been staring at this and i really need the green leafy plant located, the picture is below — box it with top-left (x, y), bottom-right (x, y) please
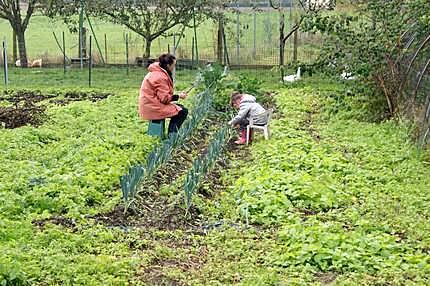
top-left (120, 65), bottom-right (228, 210)
top-left (302, 0), bottom-right (430, 119)
top-left (183, 127), bottom-right (231, 212)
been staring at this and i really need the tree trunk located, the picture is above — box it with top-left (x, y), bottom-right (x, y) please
top-left (217, 18), bottom-right (224, 64)
top-left (279, 12), bottom-right (285, 80)
top-left (15, 26), bottom-right (28, 68)
top-left (13, 30), bottom-right (17, 62)
top-left (293, 28), bottom-right (298, 63)
top-left (376, 74), bottom-right (394, 115)
top-left (144, 39), bottom-right (152, 59)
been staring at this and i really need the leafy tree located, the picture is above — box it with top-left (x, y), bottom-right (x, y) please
top-left (88, 0), bottom-right (226, 59)
top-left (303, 0), bottom-right (430, 116)
top-left (0, 0), bottom-right (38, 67)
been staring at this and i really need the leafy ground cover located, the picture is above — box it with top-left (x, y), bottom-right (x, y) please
top-left (0, 68), bottom-right (195, 284)
top-left (1, 68), bottom-right (429, 285)
top-left (193, 78), bottom-right (430, 285)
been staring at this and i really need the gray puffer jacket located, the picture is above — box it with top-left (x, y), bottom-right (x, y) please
top-left (228, 94), bottom-right (267, 126)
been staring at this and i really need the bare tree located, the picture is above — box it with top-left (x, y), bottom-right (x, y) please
top-left (0, 0), bottom-right (38, 67)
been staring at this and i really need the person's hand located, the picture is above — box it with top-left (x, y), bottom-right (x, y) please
top-left (179, 91), bottom-right (188, 99)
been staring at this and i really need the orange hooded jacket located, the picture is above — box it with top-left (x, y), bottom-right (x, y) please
top-left (138, 62), bottom-right (181, 120)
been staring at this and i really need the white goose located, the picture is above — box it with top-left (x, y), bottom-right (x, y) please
top-left (283, 67), bottom-right (301, 82)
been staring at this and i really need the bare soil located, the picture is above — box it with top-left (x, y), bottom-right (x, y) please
top-left (0, 90), bottom-right (111, 128)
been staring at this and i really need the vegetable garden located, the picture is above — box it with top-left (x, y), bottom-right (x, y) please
top-left (1, 64), bottom-right (429, 285)
top-left (1, 0), bottom-right (430, 285)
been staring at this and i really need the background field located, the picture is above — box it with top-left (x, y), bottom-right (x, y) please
top-left (0, 9), bottom-right (322, 66)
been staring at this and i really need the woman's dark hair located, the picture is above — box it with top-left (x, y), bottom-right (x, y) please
top-left (158, 53), bottom-right (176, 80)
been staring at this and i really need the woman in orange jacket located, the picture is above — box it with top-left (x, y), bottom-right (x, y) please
top-left (139, 54), bottom-right (188, 135)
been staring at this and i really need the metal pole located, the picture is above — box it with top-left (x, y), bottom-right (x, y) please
top-left (79, 0), bottom-right (84, 69)
top-left (222, 27), bottom-right (230, 67)
top-left (63, 31), bottom-right (66, 74)
top-left (191, 37), bottom-right (195, 68)
top-left (172, 34), bottom-right (176, 81)
top-left (104, 34), bottom-right (108, 64)
top-left (236, 0), bottom-right (240, 63)
top-left (192, 9), bottom-right (199, 65)
top-left (89, 35), bottom-right (92, 87)
top-left (253, 0), bottom-right (256, 60)
top-left (125, 33), bottom-right (129, 76)
top-left (85, 9), bottom-right (105, 65)
top-left (174, 27), bottom-right (185, 51)
top-left (293, 27), bottom-right (298, 63)
top-left (290, 0), bottom-right (293, 51)
top-left (2, 40), bottom-right (8, 88)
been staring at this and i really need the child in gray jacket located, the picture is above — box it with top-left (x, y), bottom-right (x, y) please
top-left (228, 91), bottom-right (267, 144)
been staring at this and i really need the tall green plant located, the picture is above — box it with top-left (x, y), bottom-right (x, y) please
top-left (303, 0), bottom-right (430, 116)
top-left (183, 127), bottom-right (231, 212)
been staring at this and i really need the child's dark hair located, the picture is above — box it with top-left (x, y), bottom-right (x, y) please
top-left (158, 53), bottom-right (176, 80)
top-left (230, 91), bottom-right (242, 106)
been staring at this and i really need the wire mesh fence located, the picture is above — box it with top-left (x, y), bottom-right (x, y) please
top-left (0, 1), bottom-right (323, 75)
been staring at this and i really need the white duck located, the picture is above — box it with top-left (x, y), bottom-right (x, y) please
top-left (283, 67), bottom-right (301, 82)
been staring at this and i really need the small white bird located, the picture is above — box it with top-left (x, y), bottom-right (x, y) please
top-left (283, 67), bottom-right (301, 82)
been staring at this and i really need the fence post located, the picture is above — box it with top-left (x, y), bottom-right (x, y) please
top-left (63, 31), bottom-right (66, 74)
top-left (2, 40), bottom-right (8, 88)
top-left (104, 34), bottom-right (108, 65)
top-left (126, 33), bottom-right (129, 76)
top-left (293, 27), bottom-right (298, 63)
top-left (253, 0), bottom-right (256, 60)
top-left (89, 35), bottom-right (92, 87)
top-left (292, 0), bottom-right (298, 63)
top-left (172, 34), bottom-right (176, 81)
top-left (217, 17), bottom-right (224, 64)
top-left (193, 9), bottom-right (199, 66)
top-left (236, 0), bottom-right (240, 63)
top-left (191, 37), bottom-right (195, 68)
top-left (222, 27), bottom-right (230, 67)
top-left (79, 0), bottom-right (84, 69)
